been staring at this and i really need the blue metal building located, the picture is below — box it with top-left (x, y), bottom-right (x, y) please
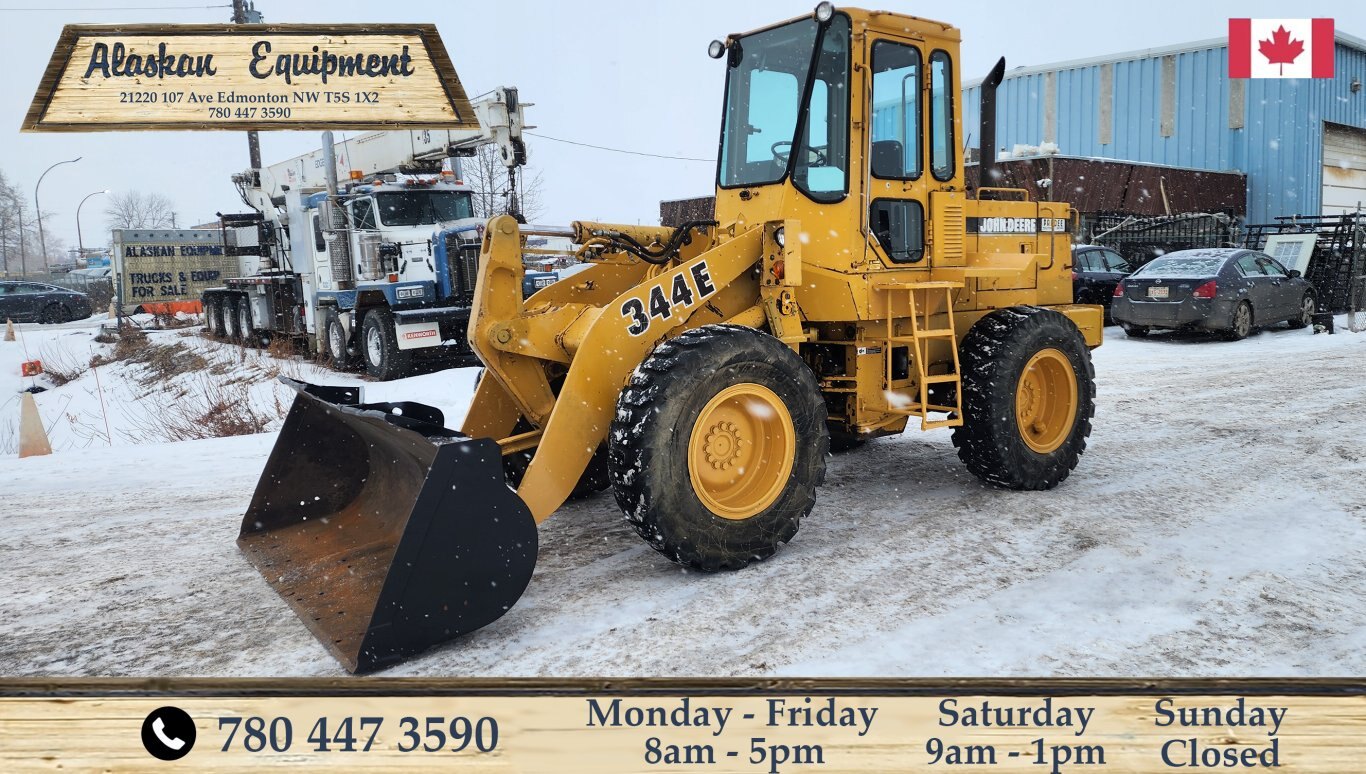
top-left (963, 32), bottom-right (1366, 223)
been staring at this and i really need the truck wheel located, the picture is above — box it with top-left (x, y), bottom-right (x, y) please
top-left (322, 309), bottom-right (356, 368)
top-left (225, 295), bottom-right (246, 341)
top-left (204, 296), bottom-right (223, 337)
top-left (608, 324), bottom-right (828, 572)
top-left (360, 308), bottom-right (412, 380)
top-left (235, 296), bottom-right (256, 345)
top-left (951, 307), bottom-right (1095, 490)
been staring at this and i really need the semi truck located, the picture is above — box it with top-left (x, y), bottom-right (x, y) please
top-left (202, 87), bottom-right (533, 379)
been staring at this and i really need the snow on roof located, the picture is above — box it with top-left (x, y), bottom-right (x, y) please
top-left (964, 30), bottom-right (1366, 88)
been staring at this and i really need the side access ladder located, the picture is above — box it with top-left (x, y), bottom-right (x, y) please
top-left (874, 281), bottom-right (964, 430)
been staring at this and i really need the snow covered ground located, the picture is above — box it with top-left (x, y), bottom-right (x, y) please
top-left (1, 316), bottom-right (1364, 677)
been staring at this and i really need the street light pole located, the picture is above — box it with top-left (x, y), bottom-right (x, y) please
top-left (35, 156), bottom-right (81, 275)
top-left (76, 189), bottom-right (109, 264)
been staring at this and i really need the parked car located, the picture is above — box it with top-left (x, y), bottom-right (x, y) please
top-left (1111, 248), bottom-right (1315, 340)
top-left (0, 281), bottom-right (94, 324)
top-left (1072, 245), bottom-right (1135, 318)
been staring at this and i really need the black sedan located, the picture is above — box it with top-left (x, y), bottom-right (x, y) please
top-left (0, 281), bottom-right (94, 324)
top-left (1072, 245), bottom-right (1135, 315)
top-left (1111, 248), bottom-right (1315, 340)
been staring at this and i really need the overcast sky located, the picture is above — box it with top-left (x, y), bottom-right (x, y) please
top-left (3, 0), bottom-right (1365, 252)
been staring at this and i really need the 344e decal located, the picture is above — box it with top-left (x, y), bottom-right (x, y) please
top-left (620, 261), bottom-right (717, 336)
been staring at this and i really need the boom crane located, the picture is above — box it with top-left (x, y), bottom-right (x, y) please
top-left (204, 87), bottom-right (532, 379)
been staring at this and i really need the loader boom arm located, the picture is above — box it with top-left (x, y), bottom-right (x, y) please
top-left (464, 216), bottom-right (766, 521)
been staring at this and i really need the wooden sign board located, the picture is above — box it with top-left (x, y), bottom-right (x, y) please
top-left (23, 24), bottom-right (479, 131)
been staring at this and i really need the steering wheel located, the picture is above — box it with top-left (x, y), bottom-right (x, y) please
top-left (771, 140), bottom-right (827, 167)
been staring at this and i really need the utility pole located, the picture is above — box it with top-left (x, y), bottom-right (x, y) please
top-left (232, 0), bottom-right (264, 170)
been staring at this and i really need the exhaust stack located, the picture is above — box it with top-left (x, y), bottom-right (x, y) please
top-left (978, 57), bottom-right (1006, 188)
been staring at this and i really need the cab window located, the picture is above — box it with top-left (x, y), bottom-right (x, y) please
top-left (869, 40), bottom-right (921, 179)
top-left (352, 198), bottom-right (378, 230)
top-left (929, 50), bottom-right (955, 181)
top-left (869, 199), bottom-right (924, 263)
top-left (793, 13), bottom-right (850, 202)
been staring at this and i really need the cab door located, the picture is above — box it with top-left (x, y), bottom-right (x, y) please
top-left (865, 37), bottom-right (928, 267)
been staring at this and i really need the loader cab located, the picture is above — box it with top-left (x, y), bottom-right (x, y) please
top-left (712, 4), bottom-right (964, 275)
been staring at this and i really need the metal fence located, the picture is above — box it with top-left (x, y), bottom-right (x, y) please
top-left (1242, 214), bottom-right (1365, 316)
top-left (1087, 212), bottom-right (1239, 268)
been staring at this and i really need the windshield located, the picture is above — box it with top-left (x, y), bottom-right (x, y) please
top-left (719, 20), bottom-right (817, 188)
top-left (1136, 255), bottom-right (1227, 277)
top-left (375, 191), bottom-right (474, 227)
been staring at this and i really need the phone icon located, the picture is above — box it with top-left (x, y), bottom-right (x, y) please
top-left (153, 717), bottom-right (186, 750)
top-left (141, 707), bottom-right (196, 760)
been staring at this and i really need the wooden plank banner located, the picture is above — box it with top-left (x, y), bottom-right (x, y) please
top-left (1, 679), bottom-right (1364, 772)
top-left (22, 24), bottom-right (479, 131)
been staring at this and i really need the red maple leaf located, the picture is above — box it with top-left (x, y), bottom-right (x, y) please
top-left (1259, 25), bottom-right (1304, 75)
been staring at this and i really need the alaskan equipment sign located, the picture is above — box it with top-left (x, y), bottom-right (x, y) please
top-left (112, 229), bottom-right (240, 313)
top-left (23, 25), bottom-right (478, 131)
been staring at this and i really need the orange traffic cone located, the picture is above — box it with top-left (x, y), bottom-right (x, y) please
top-left (3, 319), bottom-right (13, 342)
top-left (18, 392), bottom-right (52, 458)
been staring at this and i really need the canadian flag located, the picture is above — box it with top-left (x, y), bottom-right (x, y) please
top-left (1229, 18), bottom-right (1334, 78)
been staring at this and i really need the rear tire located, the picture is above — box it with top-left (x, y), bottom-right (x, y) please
top-left (360, 308), bottom-right (412, 380)
top-left (225, 295), bottom-right (246, 341)
top-left (1287, 294), bottom-right (1314, 329)
top-left (1224, 301), bottom-right (1252, 341)
top-left (1121, 323), bottom-right (1148, 338)
top-left (952, 307), bottom-right (1095, 490)
top-left (235, 296), bottom-right (256, 345)
top-left (609, 325), bottom-right (828, 571)
top-left (204, 296), bottom-right (224, 337)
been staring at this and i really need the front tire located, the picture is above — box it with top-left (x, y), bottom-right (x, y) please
top-left (322, 308), bottom-right (356, 368)
top-left (952, 307), bottom-right (1095, 490)
top-left (1287, 294), bottom-right (1314, 329)
top-left (360, 308), bottom-right (412, 380)
top-left (40, 303), bottom-right (70, 324)
top-left (608, 325), bottom-right (828, 571)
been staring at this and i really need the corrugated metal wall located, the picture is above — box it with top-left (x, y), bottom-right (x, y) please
top-left (963, 41), bottom-right (1366, 222)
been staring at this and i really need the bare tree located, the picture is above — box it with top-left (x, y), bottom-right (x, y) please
top-left (0, 169), bottom-right (39, 276)
top-left (104, 190), bottom-right (179, 230)
top-left (459, 144), bottom-right (545, 223)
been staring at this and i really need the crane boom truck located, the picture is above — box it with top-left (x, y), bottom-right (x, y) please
top-left (237, 4), bottom-right (1104, 674)
top-left (202, 87), bottom-right (531, 379)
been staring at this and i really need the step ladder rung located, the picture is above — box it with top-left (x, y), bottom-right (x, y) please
top-left (915, 328), bottom-right (955, 338)
top-left (922, 374), bottom-right (958, 384)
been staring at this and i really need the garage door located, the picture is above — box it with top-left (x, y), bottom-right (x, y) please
top-left (1322, 123), bottom-right (1366, 216)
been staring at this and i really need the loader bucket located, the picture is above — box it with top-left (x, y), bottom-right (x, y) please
top-left (238, 379), bottom-right (537, 673)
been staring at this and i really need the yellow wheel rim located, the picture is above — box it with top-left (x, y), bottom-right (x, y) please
top-left (687, 383), bottom-right (796, 520)
top-left (1014, 348), bottom-right (1079, 454)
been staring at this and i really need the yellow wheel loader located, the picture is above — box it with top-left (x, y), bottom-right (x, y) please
top-left (239, 3), bottom-right (1103, 673)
